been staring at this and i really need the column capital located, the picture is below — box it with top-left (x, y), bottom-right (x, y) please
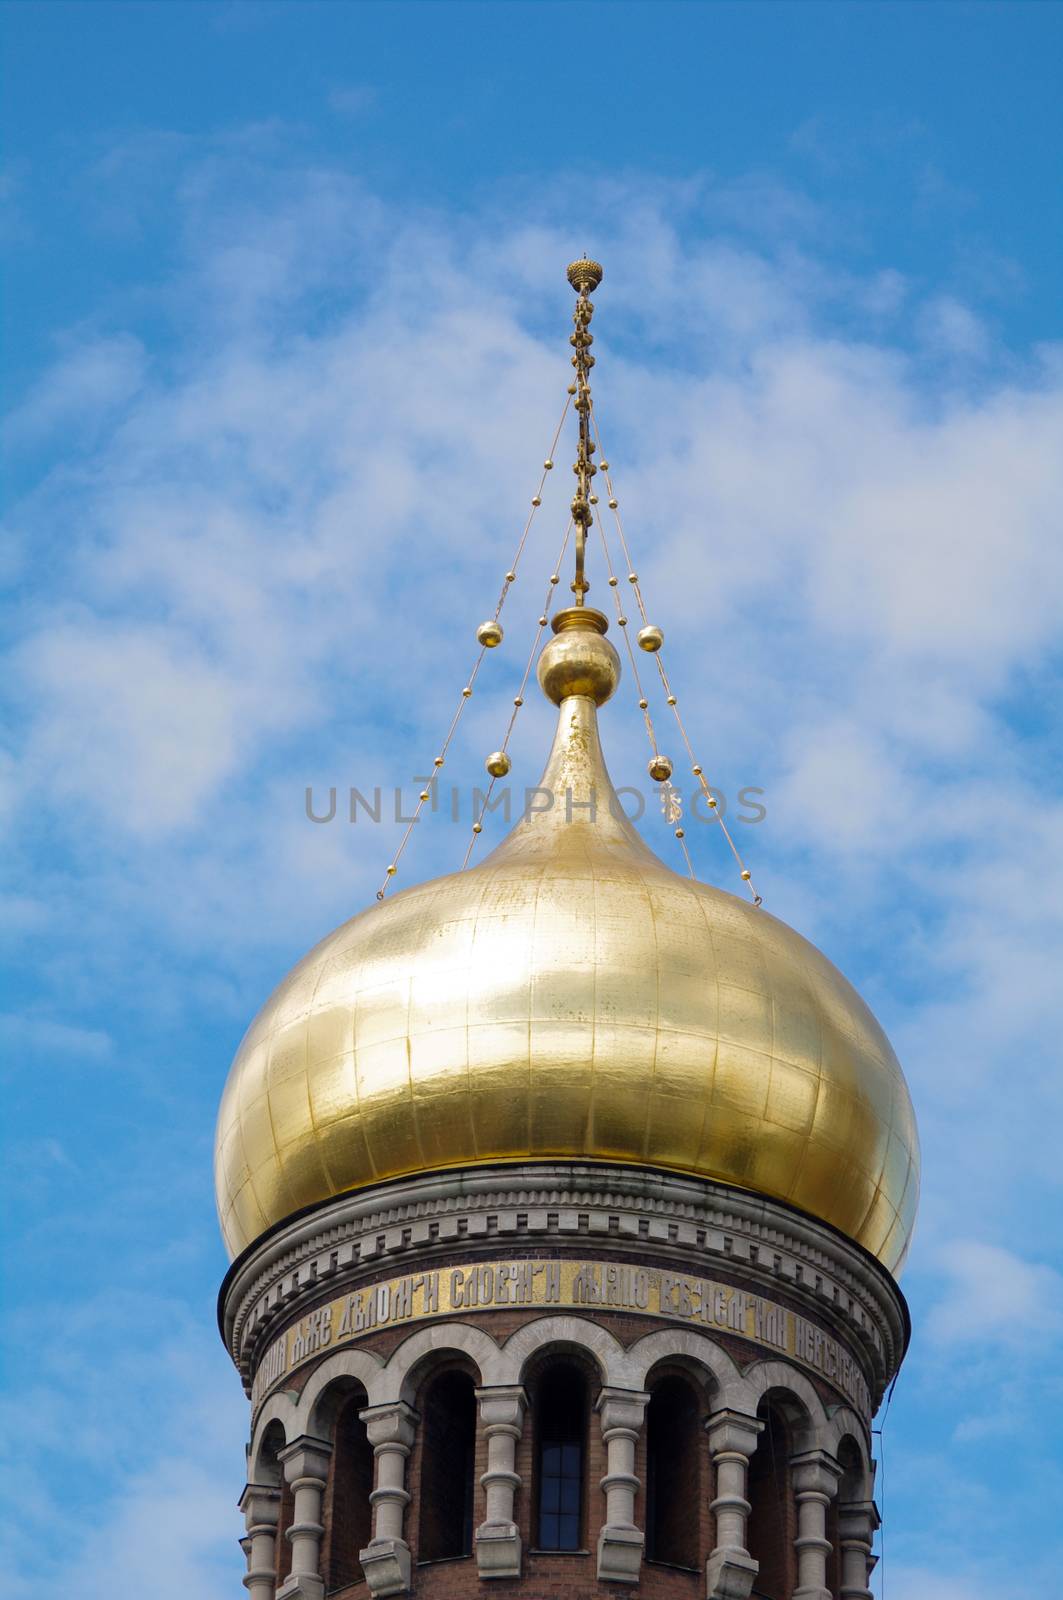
top-left (359, 1401), bottom-right (418, 1452)
top-left (475, 1384), bottom-right (528, 1431)
top-left (791, 1448), bottom-right (844, 1499)
top-left (837, 1498), bottom-right (879, 1600)
top-left (595, 1385), bottom-right (650, 1435)
top-left (239, 1482), bottom-right (282, 1526)
top-left (278, 1436), bottom-right (332, 1485)
top-left (838, 1497), bottom-right (880, 1533)
top-left (241, 1481), bottom-right (282, 1599)
top-left (705, 1407), bottom-right (763, 1458)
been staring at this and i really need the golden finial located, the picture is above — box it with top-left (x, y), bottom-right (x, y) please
top-left (566, 258), bottom-right (603, 605)
top-left (567, 256), bottom-right (604, 293)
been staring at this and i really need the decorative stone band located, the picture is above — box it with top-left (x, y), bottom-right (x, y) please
top-left (250, 1255), bottom-right (872, 1422)
top-left (221, 1166), bottom-right (908, 1405)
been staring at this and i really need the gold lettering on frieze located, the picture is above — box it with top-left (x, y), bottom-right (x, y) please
top-left (250, 1257), bottom-right (872, 1421)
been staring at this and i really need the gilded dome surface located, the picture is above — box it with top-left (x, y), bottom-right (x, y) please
top-left (214, 619), bottom-right (919, 1272)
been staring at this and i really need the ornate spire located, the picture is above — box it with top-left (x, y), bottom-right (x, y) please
top-left (566, 257), bottom-right (603, 605)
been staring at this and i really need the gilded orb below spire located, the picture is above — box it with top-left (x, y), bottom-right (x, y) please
top-left (537, 607), bottom-right (620, 706)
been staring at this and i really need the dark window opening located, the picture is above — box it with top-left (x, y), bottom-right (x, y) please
top-left (257, 1424), bottom-right (291, 1588)
top-left (746, 1405), bottom-right (793, 1600)
top-left (418, 1370), bottom-right (477, 1561)
top-left (828, 1437), bottom-right (865, 1599)
top-left (646, 1375), bottom-right (700, 1568)
top-left (325, 1393), bottom-right (374, 1589)
top-left (536, 1364), bottom-right (586, 1551)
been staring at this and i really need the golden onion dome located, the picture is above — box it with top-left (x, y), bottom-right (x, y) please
top-left (214, 608), bottom-right (919, 1274)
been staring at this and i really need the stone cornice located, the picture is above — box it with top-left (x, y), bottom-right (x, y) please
top-left (220, 1164), bottom-right (907, 1406)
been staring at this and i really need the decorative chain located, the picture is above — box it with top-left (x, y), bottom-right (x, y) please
top-left (373, 390), bottom-right (572, 901)
top-left (591, 403), bottom-right (763, 907)
top-left (461, 520), bottom-right (575, 870)
top-left (594, 506), bottom-right (695, 877)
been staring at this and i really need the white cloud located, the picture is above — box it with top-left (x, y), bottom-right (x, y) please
top-left (4, 334), bottom-right (146, 446)
top-left (0, 1013), bottom-right (112, 1060)
top-left (0, 1291), bottom-right (247, 1596)
top-left (925, 1241), bottom-right (1063, 1349)
top-left (16, 619), bottom-right (278, 835)
top-left (917, 294), bottom-right (991, 361)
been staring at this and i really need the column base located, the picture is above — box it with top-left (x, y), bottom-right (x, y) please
top-left (359, 1537), bottom-right (412, 1598)
top-left (706, 1547), bottom-right (759, 1600)
top-left (277, 1576), bottom-right (325, 1600)
top-left (795, 1589), bottom-right (833, 1600)
top-left (476, 1520), bottom-right (522, 1578)
top-left (243, 1570), bottom-right (278, 1597)
top-left (597, 1524), bottom-right (644, 1584)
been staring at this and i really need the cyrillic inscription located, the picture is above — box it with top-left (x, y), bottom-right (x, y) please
top-left (251, 1256), bottom-right (871, 1420)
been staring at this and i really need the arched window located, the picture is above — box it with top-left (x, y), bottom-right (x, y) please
top-left (324, 1390), bottom-right (374, 1589)
top-left (418, 1370), bottom-right (477, 1561)
top-left (828, 1437), bottom-right (866, 1598)
top-left (254, 1422), bottom-right (293, 1588)
top-left (746, 1404), bottom-right (794, 1600)
top-left (646, 1374), bottom-right (700, 1567)
top-left (535, 1363), bottom-right (586, 1552)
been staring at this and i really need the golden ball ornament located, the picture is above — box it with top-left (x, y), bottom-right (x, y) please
top-left (638, 624), bottom-right (664, 653)
top-left (476, 619), bottom-right (504, 649)
top-left (536, 608), bottom-right (620, 707)
top-left (485, 750), bottom-right (511, 778)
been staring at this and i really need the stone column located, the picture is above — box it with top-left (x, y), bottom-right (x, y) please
top-left (358, 1401), bottom-right (418, 1598)
top-left (837, 1498), bottom-right (879, 1600)
top-left (277, 1437), bottom-right (333, 1600)
top-left (475, 1385), bottom-right (527, 1579)
top-left (239, 1482), bottom-right (282, 1600)
top-left (595, 1387), bottom-right (650, 1584)
top-left (705, 1409), bottom-right (762, 1600)
top-left (791, 1449), bottom-right (843, 1600)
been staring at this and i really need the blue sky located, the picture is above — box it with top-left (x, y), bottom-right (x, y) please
top-left (2, 2), bottom-right (1062, 1595)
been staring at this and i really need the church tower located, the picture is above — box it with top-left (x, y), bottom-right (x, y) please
top-left (215, 262), bottom-right (918, 1600)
